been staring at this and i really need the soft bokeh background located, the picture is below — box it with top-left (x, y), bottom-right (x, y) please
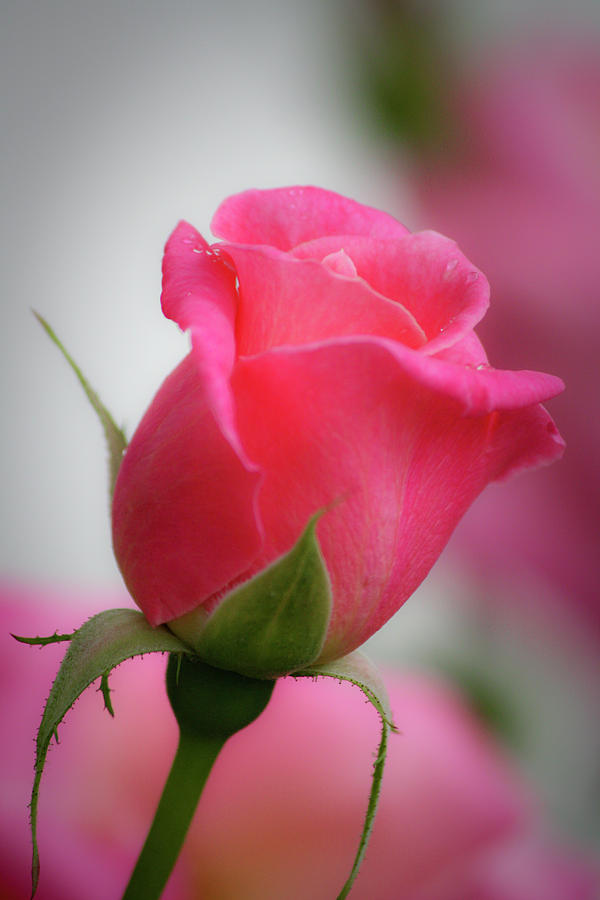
top-left (2, 0), bottom-right (599, 895)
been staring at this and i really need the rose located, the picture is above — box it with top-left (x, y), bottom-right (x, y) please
top-left (4, 583), bottom-right (597, 899)
top-left (112, 186), bottom-right (564, 670)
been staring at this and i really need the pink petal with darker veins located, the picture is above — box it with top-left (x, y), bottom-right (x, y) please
top-left (231, 337), bottom-right (564, 660)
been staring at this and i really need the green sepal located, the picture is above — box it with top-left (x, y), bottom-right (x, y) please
top-left (170, 513), bottom-right (332, 679)
top-left (299, 650), bottom-right (397, 731)
top-left (296, 651), bottom-right (398, 900)
top-left (34, 311), bottom-right (127, 498)
top-left (26, 608), bottom-right (189, 897)
top-left (11, 631), bottom-right (74, 646)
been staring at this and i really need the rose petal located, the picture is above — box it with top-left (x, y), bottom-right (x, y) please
top-left (292, 231), bottom-right (490, 351)
top-left (322, 248), bottom-right (358, 277)
top-left (161, 221), bottom-right (237, 342)
top-left (428, 333), bottom-right (565, 477)
top-left (221, 243), bottom-right (426, 355)
top-left (112, 354), bottom-right (263, 626)
top-left (409, 334), bottom-right (565, 415)
top-left (161, 221), bottom-right (246, 456)
top-left (231, 338), bottom-right (564, 659)
top-left (211, 186), bottom-right (410, 250)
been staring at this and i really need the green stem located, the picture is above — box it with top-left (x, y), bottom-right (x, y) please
top-left (121, 653), bottom-right (275, 900)
top-left (122, 729), bottom-right (224, 900)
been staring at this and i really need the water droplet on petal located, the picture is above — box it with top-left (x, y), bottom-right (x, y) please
top-left (443, 259), bottom-right (458, 279)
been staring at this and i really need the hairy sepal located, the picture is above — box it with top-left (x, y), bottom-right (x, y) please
top-left (23, 608), bottom-right (189, 897)
top-left (297, 651), bottom-right (398, 900)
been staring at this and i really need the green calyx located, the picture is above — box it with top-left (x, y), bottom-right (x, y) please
top-left (122, 654), bottom-right (275, 900)
top-left (166, 653), bottom-right (275, 740)
top-left (17, 609), bottom-right (191, 897)
top-left (169, 513), bottom-right (333, 679)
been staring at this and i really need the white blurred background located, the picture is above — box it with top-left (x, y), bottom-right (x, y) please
top-left (3, 0), bottom-right (396, 588)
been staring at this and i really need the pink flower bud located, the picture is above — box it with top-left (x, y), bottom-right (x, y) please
top-left (112, 187), bottom-right (564, 668)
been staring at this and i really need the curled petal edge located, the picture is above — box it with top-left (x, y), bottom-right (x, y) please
top-left (242, 333), bottom-right (565, 418)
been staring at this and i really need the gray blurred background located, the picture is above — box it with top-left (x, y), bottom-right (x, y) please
top-left (1, 0), bottom-right (597, 588)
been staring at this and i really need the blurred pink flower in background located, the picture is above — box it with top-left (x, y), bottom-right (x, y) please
top-left (3, 582), bottom-right (597, 899)
top-left (415, 36), bottom-right (600, 636)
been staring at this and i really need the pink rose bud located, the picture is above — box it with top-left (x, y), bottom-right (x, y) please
top-left (112, 187), bottom-right (564, 674)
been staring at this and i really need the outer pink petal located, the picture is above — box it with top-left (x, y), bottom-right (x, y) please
top-left (393, 331), bottom-right (565, 417)
top-left (112, 354), bottom-right (263, 626)
top-left (292, 231), bottom-right (490, 352)
top-left (161, 220), bottom-right (247, 457)
top-left (221, 243), bottom-right (426, 355)
top-left (161, 220), bottom-right (237, 342)
top-left (231, 338), bottom-right (564, 660)
top-left (210, 186), bottom-right (410, 250)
